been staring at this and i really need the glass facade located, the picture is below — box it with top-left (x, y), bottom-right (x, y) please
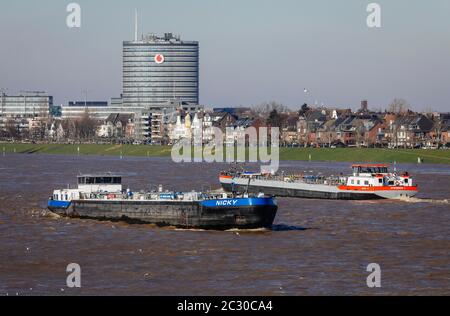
top-left (122, 34), bottom-right (199, 109)
top-left (0, 94), bottom-right (53, 118)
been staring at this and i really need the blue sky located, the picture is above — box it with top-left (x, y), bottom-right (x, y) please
top-left (0, 0), bottom-right (449, 111)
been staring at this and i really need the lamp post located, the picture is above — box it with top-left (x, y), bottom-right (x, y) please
top-left (81, 90), bottom-right (90, 109)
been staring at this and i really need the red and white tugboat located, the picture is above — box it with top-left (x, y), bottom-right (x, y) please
top-left (219, 164), bottom-right (418, 200)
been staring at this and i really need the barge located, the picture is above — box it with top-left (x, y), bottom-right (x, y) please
top-left (47, 174), bottom-right (278, 230)
top-left (220, 164), bottom-right (418, 200)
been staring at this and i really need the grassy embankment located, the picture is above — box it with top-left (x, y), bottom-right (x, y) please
top-left (1, 143), bottom-right (450, 164)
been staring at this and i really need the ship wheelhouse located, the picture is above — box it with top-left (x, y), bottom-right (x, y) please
top-left (50, 174), bottom-right (123, 202)
top-left (352, 164), bottom-right (389, 176)
top-left (77, 173), bottom-right (123, 194)
top-left (346, 164), bottom-right (414, 188)
top-left (77, 175), bottom-right (122, 185)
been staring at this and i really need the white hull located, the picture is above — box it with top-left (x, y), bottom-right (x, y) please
top-left (220, 177), bottom-right (418, 200)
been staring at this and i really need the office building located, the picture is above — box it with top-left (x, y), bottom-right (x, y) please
top-left (123, 32), bottom-right (199, 109)
top-left (0, 92), bottom-right (53, 131)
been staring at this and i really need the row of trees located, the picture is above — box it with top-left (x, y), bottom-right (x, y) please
top-left (248, 98), bottom-right (414, 128)
top-left (1, 111), bottom-right (99, 141)
top-left (60, 112), bottom-right (99, 140)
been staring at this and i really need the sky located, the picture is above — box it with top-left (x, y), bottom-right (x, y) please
top-left (0, 0), bottom-right (449, 111)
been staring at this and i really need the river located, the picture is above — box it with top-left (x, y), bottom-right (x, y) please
top-left (0, 154), bottom-right (449, 295)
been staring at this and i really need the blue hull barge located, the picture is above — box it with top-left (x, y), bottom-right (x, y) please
top-left (47, 174), bottom-right (278, 230)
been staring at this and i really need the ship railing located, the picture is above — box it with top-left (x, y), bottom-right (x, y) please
top-left (63, 184), bottom-right (78, 190)
top-left (80, 192), bottom-right (127, 200)
top-left (249, 174), bottom-right (345, 186)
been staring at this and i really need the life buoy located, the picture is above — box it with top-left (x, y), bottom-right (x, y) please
top-left (107, 194), bottom-right (115, 199)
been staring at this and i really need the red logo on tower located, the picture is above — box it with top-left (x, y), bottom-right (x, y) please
top-left (154, 54), bottom-right (165, 64)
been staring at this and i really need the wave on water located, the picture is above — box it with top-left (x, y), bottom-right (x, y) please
top-left (41, 210), bottom-right (62, 219)
top-left (173, 227), bottom-right (208, 232)
top-left (174, 227), bottom-right (270, 233)
top-left (226, 227), bottom-right (269, 233)
top-left (271, 224), bottom-right (309, 231)
top-left (394, 196), bottom-right (449, 204)
top-left (348, 197), bottom-right (449, 205)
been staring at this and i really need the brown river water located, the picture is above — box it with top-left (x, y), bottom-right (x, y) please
top-left (0, 154), bottom-right (449, 295)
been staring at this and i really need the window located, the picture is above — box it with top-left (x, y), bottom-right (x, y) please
top-left (102, 177), bottom-right (112, 184)
top-left (364, 181), bottom-right (369, 185)
top-left (357, 180), bottom-right (360, 185)
top-left (379, 179), bottom-right (383, 184)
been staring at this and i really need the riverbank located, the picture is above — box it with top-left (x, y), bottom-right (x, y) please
top-left (1, 143), bottom-right (450, 164)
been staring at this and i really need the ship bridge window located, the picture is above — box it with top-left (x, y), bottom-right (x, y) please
top-left (82, 177), bottom-right (121, 184)
top-left (354, 166), bottom-right (388, 174)
top-left (98, 177), bottom-right (113, 184)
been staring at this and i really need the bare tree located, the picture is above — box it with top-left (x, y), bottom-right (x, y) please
top-left (423, 106), bottom-right (435, 116)
top-left (251, 101), bottom-right (288, 120)
top-left (75, 110), bottom-right (99, 141)
top-left (30, 108), bottom-right (51, 141)
top-left (388, 98), bottom-right (410, 114)
top-left (60, 119), bottom-right (75, 140)
top-left (6, 119), bottom-right (20, 139)
top-left (354, 124), bottom-right (366, 148)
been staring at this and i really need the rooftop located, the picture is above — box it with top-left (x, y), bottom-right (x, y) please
top-left (351, 164), bottom-right (389, 168)
top-left (68, 101), bottom-right (108, 107)
top-left (77, 173), bottom-right (122, 178)
top-left (124, 33), bottom-right (198, 45)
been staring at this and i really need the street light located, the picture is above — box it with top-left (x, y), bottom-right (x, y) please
top-left (81, 90), bottom-right (91, 108)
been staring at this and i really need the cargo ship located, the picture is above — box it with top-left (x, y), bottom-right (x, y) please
top-left (47, 174), bottom-right (278, 230)
top-left (220, 164), bottom-right (418, 200)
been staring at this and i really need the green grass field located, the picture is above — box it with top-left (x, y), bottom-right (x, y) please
top-left (279, 147), bottom-right (450, 164)
top-left (1, 143), bottom-right (450, 164)
top-left (0, 143), bottom-right (173, 157)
